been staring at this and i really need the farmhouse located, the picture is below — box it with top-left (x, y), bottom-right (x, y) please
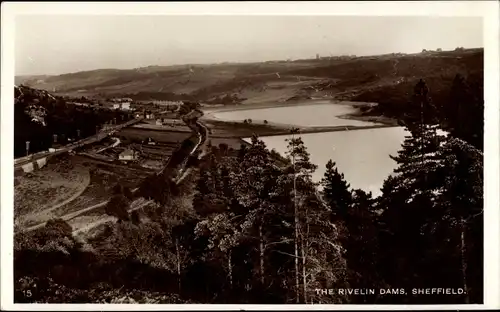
top-left (144, 137), bottom-right (157, 145)
top-left (111, 97), bottom-right (133, 103)
top-left (141, 159), bottom-right (163, 170)
top-left (118, 149), bottom-right (138, 161)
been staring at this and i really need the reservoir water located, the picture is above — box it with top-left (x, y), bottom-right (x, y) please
top-left (214, 102), bottom-right (409, 197)
top-left (212, 102), bottom-right (379, 128)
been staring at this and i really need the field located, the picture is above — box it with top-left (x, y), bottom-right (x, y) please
top-left (57, 157), bottom-right (153, 207)
top-left (206, 137), bottom-right (248, 150)
top-left (18, 159), bottom-right (151, 229)
top-left (14, 156), bottom-right (90, 227)
top-left (131, 120), bottom-right (192, 133)
top-left (117, 127), bottom-right (192, 144)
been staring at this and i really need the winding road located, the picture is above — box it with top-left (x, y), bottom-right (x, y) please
top-left (175, 119), bottom-right (208, 183)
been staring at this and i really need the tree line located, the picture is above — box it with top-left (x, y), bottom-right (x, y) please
top-left (14, 86), bottom-right (133, 158)
top-left (353, 71), bottom-right (483, 150)
top-left (14, 78), bottom-right (483, 304)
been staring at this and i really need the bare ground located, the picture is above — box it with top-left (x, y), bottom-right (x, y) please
top-left (14, 158), bottom-right (90, 225)
top-left (50, 161), bottom-right (152, 218)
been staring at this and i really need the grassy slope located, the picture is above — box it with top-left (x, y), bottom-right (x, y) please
top-left (16, 49), bottom-right (483, 107)
top-left (14, 156), bottom-right (90, 219)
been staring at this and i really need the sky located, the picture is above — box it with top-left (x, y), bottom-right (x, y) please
top-left (15, 15), bottom-right (483, 76)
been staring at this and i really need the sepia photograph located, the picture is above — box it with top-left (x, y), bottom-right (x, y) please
top-left (1, 1), bottom-right (499, 309)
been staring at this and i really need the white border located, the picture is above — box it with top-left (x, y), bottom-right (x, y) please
top-left (1, 1), bottom-right (499, 310)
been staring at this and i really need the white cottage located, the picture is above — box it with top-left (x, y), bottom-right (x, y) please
top-left (145, 137), bottom-right (156, 145)
top-left (119, 149), bottom-right (138, 161)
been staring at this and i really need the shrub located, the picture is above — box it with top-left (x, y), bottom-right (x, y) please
top-left (122, 186), bottom-right (133, 200)
top-left (112, 183), bottom-right (123, 195)
top-left (218, 143), bottom-right (229, 155)
top-left (105, 195), bottom-right (130, 221)
top-left (45, 218), bottom-right (73, 238)
top-left (131, 210), bottom-right (141, 225)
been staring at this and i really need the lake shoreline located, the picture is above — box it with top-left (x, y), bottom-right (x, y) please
top-left (202, 98), bottom-right (375, 114)
top-left (201, 100), bottom-right (399, 139)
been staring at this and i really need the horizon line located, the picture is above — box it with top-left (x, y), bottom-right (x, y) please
top-left (15, 46), bottom-right (484, 77)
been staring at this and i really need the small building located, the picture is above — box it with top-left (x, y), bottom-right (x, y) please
top-left (141, 159), bottom-right (163, 170)
top-left (121, 102), bottom-right (131, 110)
top-left (155, 119), bottom-right (163, 126)
top-left (119, 149), bottom-right (138, 161)
top-left (144, 137), bottom-right (156, 145)
top-left (113, 103), bottom-right (120, 109)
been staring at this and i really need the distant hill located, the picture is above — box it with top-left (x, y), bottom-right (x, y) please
top-left (16, 48), bottom-right (483, 105)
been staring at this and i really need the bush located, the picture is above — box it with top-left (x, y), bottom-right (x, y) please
top-left (112, 183), bottom-right (123, 195)
top-left (15, 218), bottom-right (76, 253)
top-left (186, 155), bottom-right (199, 168)
top-left (45, 218), bottom-right (73, 238)
top-left (105, 195), bottom-right (130, 221)
top-left (122, 186), bottom-right (133, 200)
top-left (131, 211), bottom-right (141, 225)
top-left (218, 143), bottom-right (229, 155)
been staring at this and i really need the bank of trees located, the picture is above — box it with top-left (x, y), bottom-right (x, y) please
top-left (14, 77), bottom-right (483, 304)
top-left (352, 71), bottom-right (483, 151)
top-left (14, 86), bottom-right (133, 157)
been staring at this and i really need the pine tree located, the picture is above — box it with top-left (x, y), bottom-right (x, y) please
top-left (377, 79), bottom-right (484, 303)
top-left (345, 189), bottom-right (383, 302)
top-left (377, 79), bottom-right (447, 298)
top-left (194, 211), bottom-right (242, 295)
top-left (385, 79), bottom-right (446, 203)
top-left (321, 160), bottom-right (352, 220)
top-left (229, 135), bottom-right (283, 292)
top-left (193, 145), bottom-right (246, 298)
top-left (321, 160), bottom-right (383, 303)
top-left (276, 130), bottom-right (347, 304)
top-left (193, 152), bottom-right (228, 217)
top-left (284, 129), bottom-right (316, 303)
top-left (443, 74), bottom-right (483, 150)
top-left (424, 137), bottom-right (483, 303)
top-left (298, 191), bottom-right (348, 304)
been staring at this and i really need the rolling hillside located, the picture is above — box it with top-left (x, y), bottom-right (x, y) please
top-left (16, 48), bottom-right (483, 106)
